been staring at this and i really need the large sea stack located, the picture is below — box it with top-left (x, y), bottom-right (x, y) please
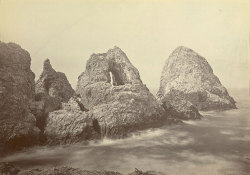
top-left (75, 47), bottom-right (171, 137)
top-left (45, 46), bottom-right (175, 144)
top-left (157, 46), bottom-right (236, 114)
top-left (0, 41), bottom-right (40, 152)
top-left (31, 59), bottom-right (74, 133)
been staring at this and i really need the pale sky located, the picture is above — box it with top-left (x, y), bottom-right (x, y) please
top-left (0, 0), bottom-right (249, 91)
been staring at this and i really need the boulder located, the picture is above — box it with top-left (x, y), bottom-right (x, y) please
top-left (31, 59), bottom-right (74, 132)
top-left (0, 41), bottom-right (40, 152)
top-left (161, 93), bottom-right (202, 120)
top-left (157, 46), bottom-right (236, 114)
top-left (44, 97), bottom-right (100, 144)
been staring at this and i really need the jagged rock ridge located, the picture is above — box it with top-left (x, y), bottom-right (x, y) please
top-left (31, 59), bottom-right (74, 133)
top-left (0, 41), bottom-right (40, 152)
top-left (157, 46), bottom-right (236, 113)
top-left (35, 59), bottom-right (74, 102)
top-left (45, 46), bottom-right (177, 144)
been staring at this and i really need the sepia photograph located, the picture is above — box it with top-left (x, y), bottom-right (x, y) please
top-left (0, 0), bottom-right (249, 174)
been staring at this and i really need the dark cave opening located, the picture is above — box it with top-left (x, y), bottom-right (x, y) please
top-left (109, 69), bottom-right (125, 86)
top-left (44, 79), bottom-right (51, 93)
top-left (92, 119), bottom-right (101, 134)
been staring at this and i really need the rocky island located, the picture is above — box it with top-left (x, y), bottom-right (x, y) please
top-left (157, 46), bottom-right (236, 118)
top-left (45, 46), bottom-right (178, 144)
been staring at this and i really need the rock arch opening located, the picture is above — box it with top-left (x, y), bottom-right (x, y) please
top-left (108, 68), bottom-right (125, 86)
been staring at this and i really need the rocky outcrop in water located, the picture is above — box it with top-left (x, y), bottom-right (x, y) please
top-left (31, 59), bottom-right (74, 133)
top-left (44, 97), bottom-right (101, 144)
top-left (76, 47), bottom-right (175, 137)
top-left (0, 41), bottom-right (40, 152)
top-left (161, 95), bottom-right (202, 120)
top-left (157, 46), bottom-right (236, 114)
top-left (45, 46), bottom-right (177, 143)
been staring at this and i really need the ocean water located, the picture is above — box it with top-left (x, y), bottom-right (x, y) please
top-left (1, 89), bottom-right (250, 175)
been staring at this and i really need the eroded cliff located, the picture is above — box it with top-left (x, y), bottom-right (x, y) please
top-left (0, 41), bottom-right (40, 152)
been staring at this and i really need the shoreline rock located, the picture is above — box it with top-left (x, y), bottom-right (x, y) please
top-left (157, 46), bottom-right (236, 120)
top-left (44, 97), bottom-right (101, 145)
top-left (75, 46), bottom-right (178, 138)
top-left (0, 41), bottom-right (40, 153)
top-left (16, 166), bottom-right (163, 175)
top-left (161, 95), bottom-right (202, 120)
top-left (31, 59), bottom-right (74, 140)
top-left (44, 46), bottom-right (179, 143)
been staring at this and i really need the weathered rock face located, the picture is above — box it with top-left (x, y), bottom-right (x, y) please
top-left (44, 97), bottom-right (101, 144)
top-left (160, 92), bottom-right (202, 120)
top-left (75, 47), bottom-right (171, 137)
top-left (157, 46), bottom-right (236, 113)
top-left (0, 41), bottom-right (40, 152)
top-left (35, 59), bottom-right (74, 102)
top-left (45, 46), bottom-right (174, 143)
top-left (31, 59), bottom-right (74, 132)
